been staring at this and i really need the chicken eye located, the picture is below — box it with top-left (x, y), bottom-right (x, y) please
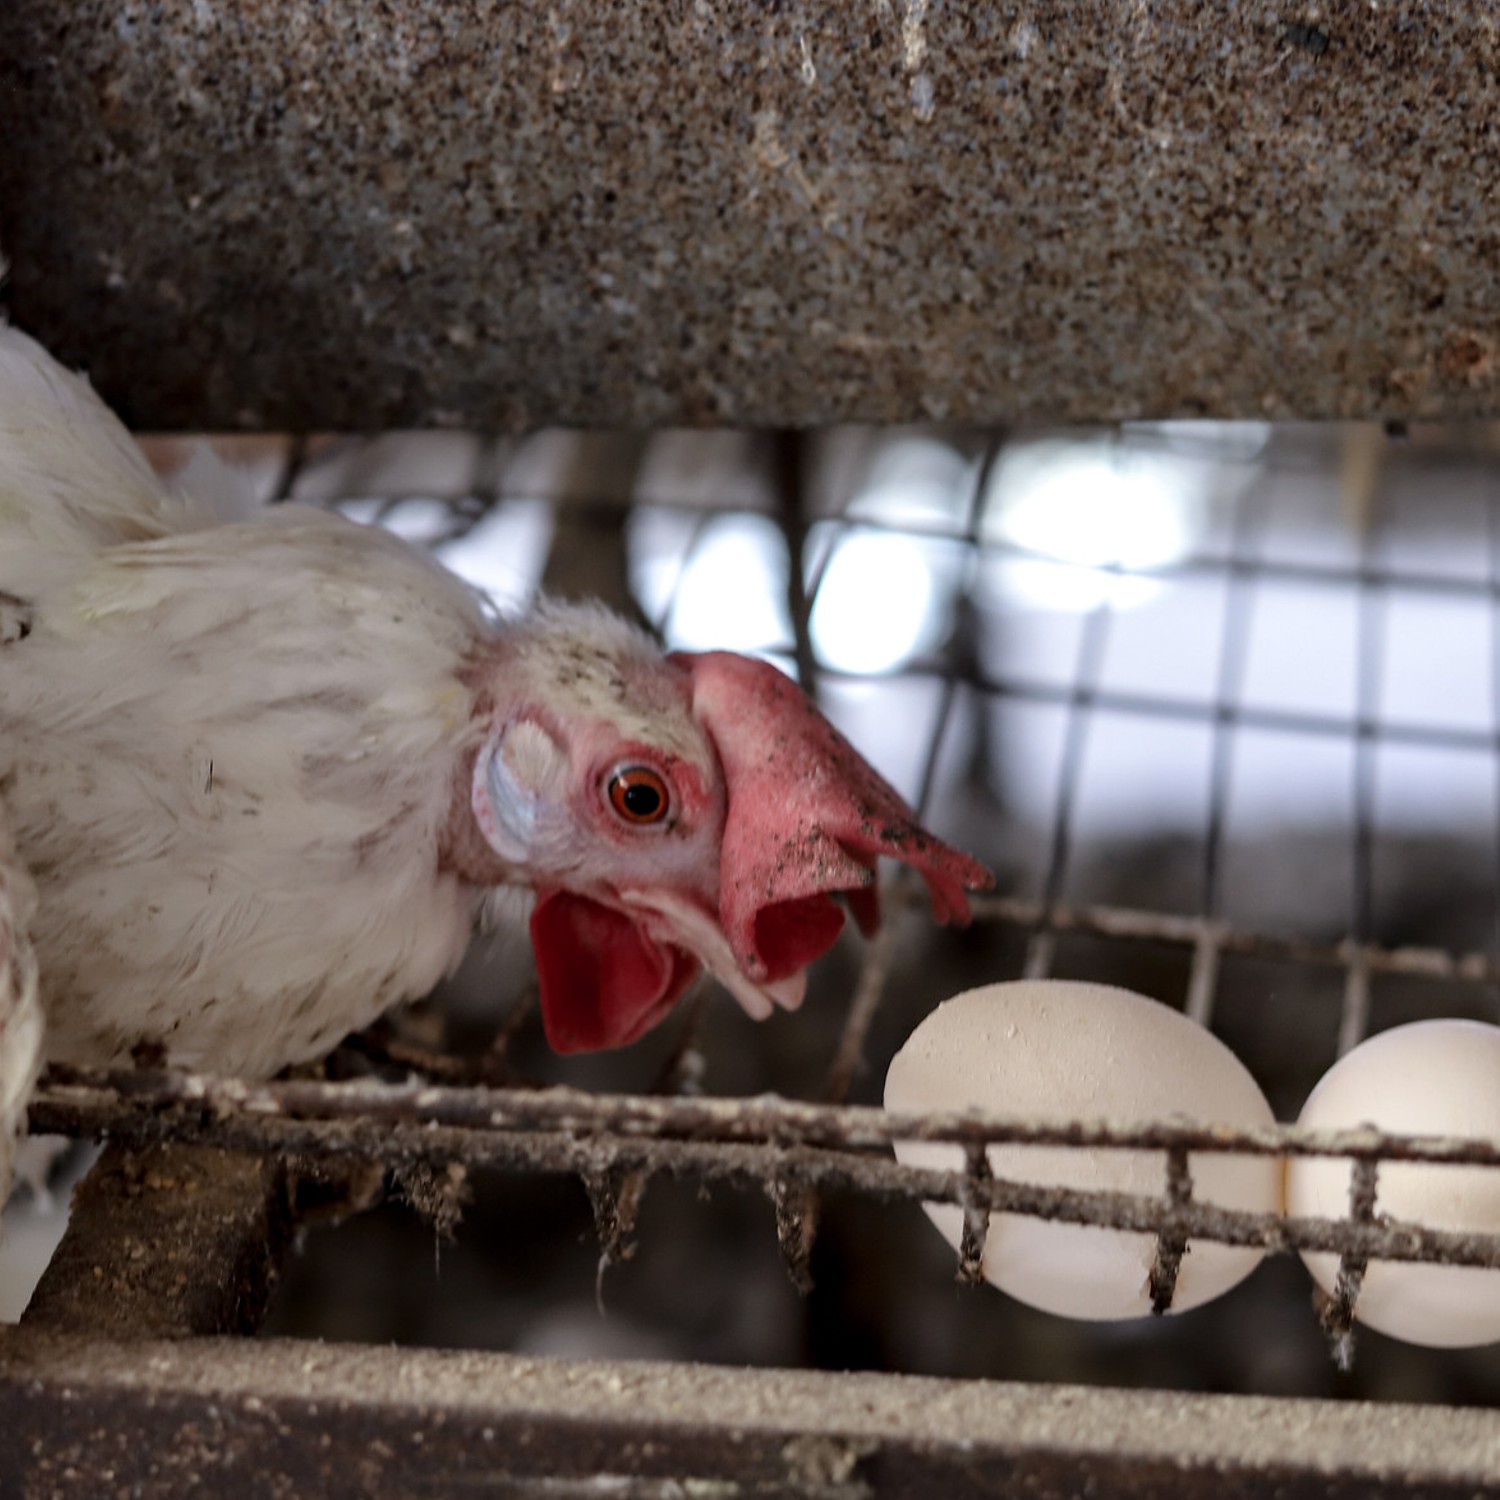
top-left (607, 766), bottom-right (670, 826)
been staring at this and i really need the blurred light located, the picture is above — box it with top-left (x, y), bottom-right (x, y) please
top-left (628, 507), bottom-right (699, 626)
top-left (1122, 420), bottom-right (1272, 464)
top-left (849, 437), bottom-right (975, 527)
top-left (663, 515), bottom-right (792, 653)
top-left (434, 498), bottom-right (555, 616)
top-left (982, 441), bottom-right (1199, 613)
top-left (810, 530), bottom-right (944, 674)
top-left (983, 555), bottom-right (1163, 613)
top-left (374, 497), bottom-right (460, 544)
top-left (803, 436), bottom-right (972, 675)
top-left (334, 498), bottom-right (384, 526)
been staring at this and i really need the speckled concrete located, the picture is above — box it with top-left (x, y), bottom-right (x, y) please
top-left (1, 3), bottom-right (1498, 429)
top-left (7, 1328), bottom-right (1500, 1495)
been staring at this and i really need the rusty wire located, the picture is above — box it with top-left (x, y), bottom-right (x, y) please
top-left (27, 1060), bottom-right (1500, 1272)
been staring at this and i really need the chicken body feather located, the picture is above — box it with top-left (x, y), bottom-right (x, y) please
top-left (0, 509), bottom-right (490, 1074)
top-left (0, 323), bottom-right (234, 582)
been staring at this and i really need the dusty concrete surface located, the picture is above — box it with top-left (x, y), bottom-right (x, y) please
top-left (0, 3), bottom-right (1497, 429)
top-left (4, 1328), bottom-right (1500, 1498)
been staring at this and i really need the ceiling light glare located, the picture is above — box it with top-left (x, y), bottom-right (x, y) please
top-left (981, 441), bottom-right (1200, 613)
top-left (665, 515), bottom-right (792, 652)
top-left (810, 529), bottom-right (944, 675)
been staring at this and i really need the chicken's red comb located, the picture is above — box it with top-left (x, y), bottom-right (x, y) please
top-left (676, 652), bottom-right (994, 983)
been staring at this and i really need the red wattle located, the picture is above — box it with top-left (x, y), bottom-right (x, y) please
top-left (530, 889), bottom-right (700, 1053)
top-left (752, 894), bottom-right (847, 982)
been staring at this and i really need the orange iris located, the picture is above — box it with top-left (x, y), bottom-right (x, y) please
top-left (608, 767), bottom-right (670, 825)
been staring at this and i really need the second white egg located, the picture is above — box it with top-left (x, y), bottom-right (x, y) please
top-left (1286, 1018), bottom-right (1500, 1348)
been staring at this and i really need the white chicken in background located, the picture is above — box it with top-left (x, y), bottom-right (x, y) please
top-left (0, 819), bottom-right (42, 1211)
top-left (0, 311), bottom-right (992, 1200)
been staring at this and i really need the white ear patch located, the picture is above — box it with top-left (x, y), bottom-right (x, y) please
top-left (473, 718), bottom-right (567, 864)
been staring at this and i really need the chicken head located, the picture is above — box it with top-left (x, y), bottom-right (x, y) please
top-left (464, 604), bottom-right (993, 1052)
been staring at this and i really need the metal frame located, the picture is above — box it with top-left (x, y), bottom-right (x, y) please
top-left (8, 1328), bottom-right (1500, 1500)
top-left (6, 3), bottom-right (1500, 428)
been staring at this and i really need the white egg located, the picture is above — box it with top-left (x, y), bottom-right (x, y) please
top-left (1286, 1019), bottom-right (1500, 1348)
top-left (884, 980), bottom-right (1281, 1320)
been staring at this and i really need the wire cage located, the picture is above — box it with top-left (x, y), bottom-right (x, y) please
top-left (10, 421), bottom-right (1500, 1496)
top-left (8, 2), bottom-right (1500, 1494)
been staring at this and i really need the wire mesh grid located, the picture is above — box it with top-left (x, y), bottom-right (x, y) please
top-left (19, 419), bottom-right (1500, 1394)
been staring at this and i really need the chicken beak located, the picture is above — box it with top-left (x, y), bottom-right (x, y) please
top-left (617, 887), bottom-right (808, 1020)
top-left (529, 884), bottom-right (806, 1053)
top-left (525, 650), bottom-right (992, 1053)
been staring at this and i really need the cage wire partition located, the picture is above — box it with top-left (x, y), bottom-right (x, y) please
top-left (9, 422), bottom-right (1500, 1494)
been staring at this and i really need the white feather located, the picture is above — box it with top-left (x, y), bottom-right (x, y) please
top-left (0, 315), bottom-right (734, 1087)
top-left (0, 810), bottom-right (42, 1209)
top-left (0, 325), bottom-right (182, 585)
top-left (0, 506), bottom-right (494, 1073)
top-left (0, 312), bottom-right (503, 1073)
top-left (171, 441), bottom-right (261, 526)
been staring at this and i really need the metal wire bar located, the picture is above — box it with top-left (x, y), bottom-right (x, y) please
top-left (32, 1066), bottom-right (1500, 1166)
top-left (425, 486), bottom-right (1500, 606)
top-left (26, 1067), bottom-right (1500, 1270)
top-left (644, 507), bottom-right (718, 639)
top-left (1147, 1146), bottom-right (1193, 1314)
top-left (1488, 484), bottom-right (1500, 980)
top-left (301, 442), bottom-right (1500, 765)
top-left (819, 670), bottom-right (972, 1106)
top-left (1320, 1157), bottom-right (1381, 1370)
top-left (1023, 538), bottom-right (1119, 978)
top-left (834, 661), bottom-right (1500, 760)
top-left (284, 425), bottom-right (1500, 602)
top-left (774, 430), bottom-right (819, 694)
top-left (1183, 930), bottom-right (1224, 1030)
top-left (819, 917), bottom-right (903, 1109)
top-left (109, 426), bottom-right (1500, 1370)
top-left (1189, 469), bottom-right (1272, 1026)
top-left (1201, 478), bottom-right (1272, 922)
top-left (464, 436), bottom-right (510, 517)
top-left (276, 424), bottom-right (1432, 499)
top-left (966, 891), bottom-right (1500, 985)
top-left (955, 1142), bottom-right (992, 1286)
top-left (769, 1168), bottom-right (817, 1294)
top-left (1339, 478), bottom-right (1387, 1055)
top-left (1337, 954), bottom-right (1374, 1064)
top-left (269, 434), bottom-right (309, 504)
top-left (855, 512), bottom-right (1500, 604)
top-left (389, 433), bottom-right (513, 550)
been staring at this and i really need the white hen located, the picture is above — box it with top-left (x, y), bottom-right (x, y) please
top-left (0, 314), bottom-right (992, 1203)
